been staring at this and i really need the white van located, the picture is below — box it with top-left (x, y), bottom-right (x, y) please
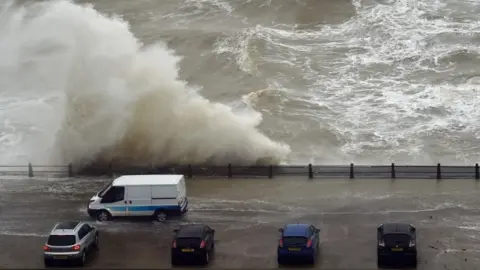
top-left (87, 174), bottom-right (188, 222)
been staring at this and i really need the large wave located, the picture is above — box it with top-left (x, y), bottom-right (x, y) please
top-left (0, 0), bottom-right (290, 168)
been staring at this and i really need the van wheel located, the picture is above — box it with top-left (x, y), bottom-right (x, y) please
top-left (153, 210), bottom-right (167, 222)
top-left (44, 259), bottom-right (51, 267)
top-left (96, 210), bottom-right (111, 222)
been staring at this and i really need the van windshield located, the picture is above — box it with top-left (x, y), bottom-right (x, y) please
top-left (98, 183), bottom-right (112, 197)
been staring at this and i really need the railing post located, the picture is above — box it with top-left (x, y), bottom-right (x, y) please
top-left (227, 163), bottom-right (232, 178)
top-left (268, 165), bottom-right (273, 179)
top-left (308, 164), bottom-right (313, 179)
top-left (28, 163), bottom-right (33, 177)
top-left (391, 163), bottom-right (396, 179)
top-left (68, 163), bottom-right (73, 177)
top-left (436, 163), bottom-right (441, 180)
top-left (187, 164), bottom-right (193, 179)
top-left (350, 163), bottom-right (354, 179)
top-left (475, 163), bottom-right (479, 180)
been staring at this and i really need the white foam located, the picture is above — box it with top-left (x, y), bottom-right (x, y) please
top-left (0, 231), bottom-right (46, 237)
top-left (0, 0), bottom-right (290, 167)
top-left (214, 0), bottom-right (480, 164)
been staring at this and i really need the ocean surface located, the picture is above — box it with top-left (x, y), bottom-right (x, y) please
top-left (1, 0), bottom-right (480, 167)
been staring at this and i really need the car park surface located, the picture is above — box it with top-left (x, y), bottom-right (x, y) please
top-left (0, 176), bottom-right (480, 269)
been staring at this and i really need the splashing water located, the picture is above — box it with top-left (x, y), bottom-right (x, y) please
top-left (0, 0), bottom-right (290, 168)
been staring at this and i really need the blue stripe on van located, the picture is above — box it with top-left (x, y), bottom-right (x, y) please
top-left (109, 205), bottom-right (181, 212)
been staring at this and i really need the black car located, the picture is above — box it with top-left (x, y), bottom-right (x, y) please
top-left (171, 224), bottom-right (215, 266)
top-left (377, 223), bottom-right (417, 267)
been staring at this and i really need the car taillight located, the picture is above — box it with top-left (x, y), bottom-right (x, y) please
top-left (172, 240), bottom-right (176, 248)
top-left (72, 245), bottom-right (80, 251)
top-left (43, 245), bottom-right (50, 251)
top-left (306, 239), bottom-right (312, 248)
top-left (200, 240), bottom-right (206, 248)
top-left (279, 239), bottom-right (283, 247)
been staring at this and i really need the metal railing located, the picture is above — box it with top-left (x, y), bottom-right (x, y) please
top-left (79, 163), bottom-right (480, 179)
top-left (0, 164), bottom-right (73, 177)
top-left (1, 163), bottom-right (479, 179)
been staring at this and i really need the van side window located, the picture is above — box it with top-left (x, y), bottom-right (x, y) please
top-left (101, 186), bottom-right (125, 203)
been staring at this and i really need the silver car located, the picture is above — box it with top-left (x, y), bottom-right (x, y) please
top-left (43, 221), bottom-right (99, 267)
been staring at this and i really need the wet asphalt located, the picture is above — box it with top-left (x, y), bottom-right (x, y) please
top-left (0, 176), bottom-right (479, 269)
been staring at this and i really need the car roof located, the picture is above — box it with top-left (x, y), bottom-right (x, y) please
top-left (54, 221), bottom-right (81, 230)
top-left (381, 223), bottom-right (412, 234)
top-left (51, 222), bottom-right (83, 234)
top-left (113, 175), bottom-right (183, 186)
top-left (176, 224), bottom-right (207, 238)
top-left (283, 224), bottom-right (311, 237)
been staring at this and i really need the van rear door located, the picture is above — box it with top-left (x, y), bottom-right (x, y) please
top-left (176, 177), bottom-right (188, 212)
top-left (151, 185), bottom-right (178, 209)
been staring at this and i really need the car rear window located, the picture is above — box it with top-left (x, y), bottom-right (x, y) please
top-left (383, 234), bottom-right (410, 246)
top-left (283, 237), bottom-right (308, 246)
top-left (176, 237), bottom-right (202, 246)
top-left (47, 235), bottom-right (76, 246)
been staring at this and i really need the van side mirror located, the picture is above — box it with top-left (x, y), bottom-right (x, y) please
top-left (278, 228), bottom-right (284, 233)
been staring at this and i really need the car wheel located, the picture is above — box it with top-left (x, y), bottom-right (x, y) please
top-left (203, 251), bottom-right (210, 265)
top-left (77, 251), bottom-right (86, 266)
top-left (96, 210), bottom-right (111, 222)
top-left (153, 210), bottom-right (167, 222)
top-left (171, 255), bottom-right (179, 266)
top-left (44, 259), bottom-right (51, 268)
top-left (411, 257), bottom-right (417, 267)
top-left (377, 257), bottom-right (383, 268)
top-left (94, 234), bottom-right (99, 249)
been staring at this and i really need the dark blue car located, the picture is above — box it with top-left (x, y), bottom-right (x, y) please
top-left (277, 223), bottom-right (320, 265)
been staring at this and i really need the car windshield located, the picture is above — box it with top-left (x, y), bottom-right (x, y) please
top-left (383, 234), bottom-right (410, 246)
top-left (47, 235), bottom-right (76, 246)
top-left (98, 183), bottom-right (112, 197)
top-left (283, 237), bottom-right (308, 246)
